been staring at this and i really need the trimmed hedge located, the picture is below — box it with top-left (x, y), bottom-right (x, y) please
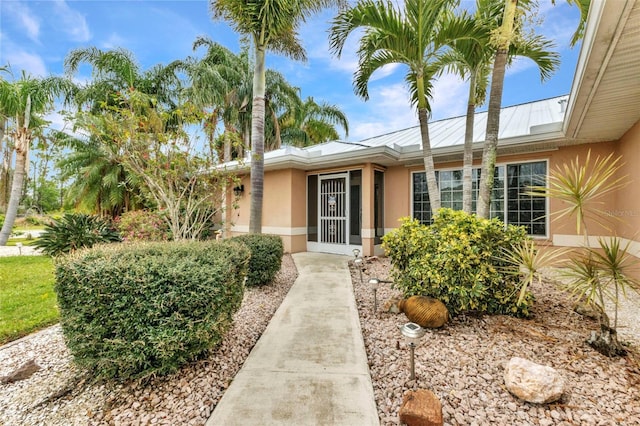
top-left (383, 209), bottom-right (533, 317)
top-left (231, 234), bottom-right (283, 286)
top-left (54, 240), bottom-right (249, 380)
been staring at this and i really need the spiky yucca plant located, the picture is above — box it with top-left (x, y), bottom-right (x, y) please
top-left (34, 213), bottom-right (121, 256)
top-left (499, 239), bottom-right (565, 306)
top-left (529, 150), bottom-right (638, 357)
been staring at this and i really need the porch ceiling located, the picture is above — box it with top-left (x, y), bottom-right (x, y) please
top-left (564, 0), bottom-right (640, 144)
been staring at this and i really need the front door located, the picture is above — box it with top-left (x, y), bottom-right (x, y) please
top-left (319, 174), bottom-right (348, 245)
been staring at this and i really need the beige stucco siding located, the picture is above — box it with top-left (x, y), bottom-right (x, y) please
top-left (384, 166), bottom-right (411, 230)
top-left (615, 119), bottom-right (640, 245)
top-left (230, 131), bottom-right (638, 257)
top-left (230, 169), bottom-right (306, 253)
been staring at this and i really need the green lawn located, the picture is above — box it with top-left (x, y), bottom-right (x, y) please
top-left (0, 255), bottom-right (57, 344)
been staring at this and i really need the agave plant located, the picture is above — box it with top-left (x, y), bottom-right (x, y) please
top-left (529, 150), bottom-right (638, 357)
top-left (34, 213), bottom-right (122, 256)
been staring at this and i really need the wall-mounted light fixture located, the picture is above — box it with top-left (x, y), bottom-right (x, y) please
top-left (233, 185), bottom-right (245, 196)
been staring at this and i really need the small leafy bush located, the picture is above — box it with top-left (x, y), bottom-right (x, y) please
top-left (116, 210), bottom-right (171, 242)
top-left (231, 234), bottom-right (283, 286)
top-left (33, 213), bottom-right (121, 256)
top-left (383, 209), bottom-right (533, 317)
top-left (54, 240), bottom-right (249, 380)
top-left (25, 215), bottom-right (46, 226)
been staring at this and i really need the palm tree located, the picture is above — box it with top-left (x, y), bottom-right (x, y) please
top-left (65, 47), bottom-right (181, 119)
top-left (58, 135), bottom-right (142, 217)
top-left (439, 0), bottom-right (558, 213)
top-left (263, 69), bottom-right (303, 151)
top-left (0, 70), bottom-right (73, 245)
top-left (182, 37), bottom-right (250, 162)
top-left (210, 0), bottom-right (345, 234)
top-left (476, 0), bottom-right (588, 218)
top-left (330, 0), bottom-right (469, 215)
top-left (280, 96), bottom-right (349, 147)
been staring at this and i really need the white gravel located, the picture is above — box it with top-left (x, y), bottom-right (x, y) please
top-left (351, 256), bottom-right (640, 426)
top-left (0, 254), bottom-right (298, 426)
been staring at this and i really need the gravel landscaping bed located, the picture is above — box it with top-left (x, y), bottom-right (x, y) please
top-left (0, 254), bottom-right (297, 426)
top-left (351, 256), bottom-right (640, 426)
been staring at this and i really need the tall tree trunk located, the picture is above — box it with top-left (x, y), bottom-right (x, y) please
top-left (462, 72), bottom-right (477, 214)
top-left (477, 0), bottom-right (518, 218)
top-left (249, 46), bottom-right (266, 234)
top-left (0, 117), bottom-right (11, 213)
top-left (0, 132), bottom-right (29, 245)
top-left (418, 108), bottom-right (441, 215)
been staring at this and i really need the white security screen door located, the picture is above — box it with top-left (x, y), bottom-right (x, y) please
top-left (319, 174), bottom-right (348, 245)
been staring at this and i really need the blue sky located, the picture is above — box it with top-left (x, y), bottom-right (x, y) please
top-left (0, 0), bottom-right (583, 142)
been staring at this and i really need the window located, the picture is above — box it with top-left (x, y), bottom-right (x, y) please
top-left (412, 161), bottom-right (546, 236)
top-left (507, 162), bottom-right (547, 236)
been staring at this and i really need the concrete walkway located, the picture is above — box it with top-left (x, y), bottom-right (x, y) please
top-left (207, 252), bottom-right (379, 426)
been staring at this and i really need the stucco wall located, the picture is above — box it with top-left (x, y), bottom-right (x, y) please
top-left (382, 144), bottom-right (622, 243)
top-left (384, 166), bottom-right (411, 230)
top-left (232, 130), bottom-right (638, 257)
top-left (615, 120), bottom-right (640, 242)
top-left (615, 120), bottom-right (640, 260)
top-left (230, 169), bottom-right (306, 253)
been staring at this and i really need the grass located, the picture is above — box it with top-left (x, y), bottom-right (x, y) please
top-left (0, 255), bottom-right (58, 345)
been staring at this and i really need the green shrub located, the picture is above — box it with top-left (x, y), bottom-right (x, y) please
top-left (383, 209), bottom-right (533, 317)
top-left (25, 215), bottom-right (46, 226)
top-left (54, 240), bottom-right (249, 380)
top-left (33, 213), bottom-right (121, 256)
top-left (116, 210), bottom-right (171, 242)
top-left (231, 234), bottom-right (283, 286)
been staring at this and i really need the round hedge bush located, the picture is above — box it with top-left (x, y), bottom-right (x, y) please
top-left (383, 209), bottom-right (533, 317)
top-left (54, 240), bottom-right (249, 380)
top-left (231, 234), bottom-right (284, 286)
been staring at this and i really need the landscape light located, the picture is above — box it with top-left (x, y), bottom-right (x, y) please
top-left (369, 278), bottom-right (380, 313)
top-left (400, 322), bottom-right (426, 380)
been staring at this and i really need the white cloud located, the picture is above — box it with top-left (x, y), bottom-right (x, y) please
top-left (5, 50), bottom-right (48, 77)
top-left (4, 1), bottom-right (40, 42)
top-left (427, 73), bottom-right (468, 120)
top-left (102, 33), bottom-right (127, 50)
top-left (349, 82), bottom-right (418, 140)
top-left (53, 0), bottom-right (91, 43)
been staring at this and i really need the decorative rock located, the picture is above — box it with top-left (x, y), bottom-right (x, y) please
top-left (399, 389), bottom-right (443, 426)
top-left (0, 359), bottom-right (42, 384)
top-left (386, 296), bottom-right (449, 328)
top-left (504, 357), bottom-right (565, 404)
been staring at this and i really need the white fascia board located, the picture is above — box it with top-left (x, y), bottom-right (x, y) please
top-left (397, 130), bottom-right (566, 163)
top-left (563, 0), bottom-right (635, 138)
top-left (263, 145), bottom-right (402, 170)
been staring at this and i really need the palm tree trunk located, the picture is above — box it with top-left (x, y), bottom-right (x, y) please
top-left (0, 131), bottom-right (29, 245)
top-left (249, 45), bottom-right (266, 234)
top-left (462, 72), bottom-right (477, 214)
top-left (477, 0), bottom-right (518, 219)
top-left (418, 108), bottom-right (441, 215)
top-left (0, 117), bottom-right (11, 213)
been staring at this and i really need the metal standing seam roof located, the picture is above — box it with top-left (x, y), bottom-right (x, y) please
top-left (259, 95), bottom-right (569, 163)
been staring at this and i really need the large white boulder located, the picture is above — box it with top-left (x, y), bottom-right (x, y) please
top-left (504, 357), bottom-right (565, 404)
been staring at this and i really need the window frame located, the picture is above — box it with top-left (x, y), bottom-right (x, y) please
top-left (410, 159), bottom-right (549, 238)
